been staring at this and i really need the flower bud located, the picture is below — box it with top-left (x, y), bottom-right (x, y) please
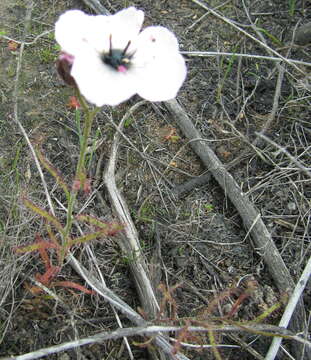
top-left (56, 52), bottom-right (77, 87)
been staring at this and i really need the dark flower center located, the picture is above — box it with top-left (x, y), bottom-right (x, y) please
top-left (101, 35), bottom-right (132, 72)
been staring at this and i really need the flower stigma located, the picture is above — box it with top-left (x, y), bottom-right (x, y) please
top-left (101, 35), bottom-right (132, 73)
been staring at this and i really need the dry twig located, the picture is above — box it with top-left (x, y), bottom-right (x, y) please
top-left (103, 101), bottom-right (160, 316)
top-left (265, 255), bottom-right (311, 360)
top-left (190, 0), bottom-right (303, 73)
top-left (256, 133), bottom-right (311, 180)
top-left (2, 323), bottom-right (310, 360)
top-left (182, 51), bottom-right (311, 68)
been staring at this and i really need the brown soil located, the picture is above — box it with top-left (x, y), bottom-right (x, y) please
top-left (0, 0), bottom-right (310, 359)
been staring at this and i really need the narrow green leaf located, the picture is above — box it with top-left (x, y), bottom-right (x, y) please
top-left (217, 43), bottom-right (239, 102)
top-left (52, 281), bottom-right (95, 294)
top-left (77, 214), bottom-right (123, 232)
top-left (208, 329), bottom-right (222, 360)
top-left (66, 231), bottom-right (109, 247)
top-left (77, 214), bottom-right (109, 229)
top-left (35, 148), bottom-right (70, 200)
top-left (74, 108), bottom-right (83, 146)
top-left (289, 0), bottom-right (296, 16)
top-left (257, 27), bottom-right (283, 46)
top-left (23, 198), bottom-right (65, 235)
top-left (251, 299), bottom-right (284, 323)
top-left (15, 241), bottom-right (57, 254)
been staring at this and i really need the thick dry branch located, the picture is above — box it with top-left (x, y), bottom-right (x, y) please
top-left (102, 102), bottom-right (174, 360)
top-left (265, 255), bottom-right (311, 360)
top-left (165, 99), bottom-right (307, 343)
top-left (103, 101), bottom-right (159, 317)
top-left (4, 323), bottom-right (310, 360)
top-left (182, 51), bottom-right (311, 68)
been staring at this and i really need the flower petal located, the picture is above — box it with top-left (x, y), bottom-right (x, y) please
top-left (136, 26), bottom-right (180, 56)
top-left (71, 51), bottom-right (137, 106)
top-left (55, 8), bottom-right (144, 57)
top-left (133, 27), bottom-right (187, 101)
top-left (104, 7), bottom-right (144, 50)
top-left (55, 10), bottom-right (93, 55)
top-left (55, 9), bottom-right (187, 106)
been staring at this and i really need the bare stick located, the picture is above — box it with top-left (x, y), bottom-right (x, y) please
top-left (265, 256), bottom-right (311, 360)
top-left (182, 51), bottom-right (311, 67)
top-left (103, 101), bottom-right (160, 315)
top-left (103, 103), bottom-right (180, 360)
top-left (164, 98), bottom-right (307, 342)
top-left (3, 323), bottom-right (310, 360)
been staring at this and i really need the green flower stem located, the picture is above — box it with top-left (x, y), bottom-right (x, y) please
top-left (63, 91), bottom-right (100, 250)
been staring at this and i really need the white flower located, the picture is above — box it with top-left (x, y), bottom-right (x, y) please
top-left (55, 7), bottom-right (187, 106)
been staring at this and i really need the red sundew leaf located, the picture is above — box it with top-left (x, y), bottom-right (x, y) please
top-left (76, 214), bottom-right (123, 233)
top-left (8, 40), bottom-right (19, 51)
top-left (105, 224), bottom-right (124, 236)
top-left (83, 178), bottom-right (92, 195)
top-left (22, 197), bottom-right (66, 235)
top-left (35, 234), bottom-right (52, 271)
top-left (35, 266), bottom-right (61, 286)
top-left (67, 96), bottom-right (81, 109)
top-left (72, 179), bottom-right (81, 191)
top-left (160, 127), bottom-right (180, 143)
top-left (14, 240), bottom-right (58, 254)
top-left (200, 287), bottom-right (241, 319)
top-left (35, 147), bottom-right (70, 200)
top-left (52, 281), bottom-right (95, 295)
top-left (66, 231), bottom-right (110, 247)
top-left (72, 171), bottom-right (88, 193)
top-left (66, 224), bottom-right (123, 248)
top-left (45, 225), bottom-right (62, 264)
top-left (45, 224), bottom-right (61, 249)
top-left (24, 283), bottom-right (44, 295)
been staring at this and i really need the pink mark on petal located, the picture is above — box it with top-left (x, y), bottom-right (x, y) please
top-left (117, 65), bottom-right (127, 73)
top-left (56, 53), bottom-right (77, 87)
top-left (59, 52), bottom-right (75, 64)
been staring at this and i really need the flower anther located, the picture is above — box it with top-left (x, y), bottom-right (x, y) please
top-left (101, 35), bottom-right (133, 73)
top-left (55, 7), bottom-right (187, 106)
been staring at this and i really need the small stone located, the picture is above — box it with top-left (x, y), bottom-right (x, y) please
top-left (287, 202), bottom-right (296, 211)
top-left (58, 353), bottom-right (70, 360)
top-left (295, 22), bottom-right (311, 45)
top-left (227, 265), bottom-right (235, 274)
top-left (176, 256), bottom-right (188, 268)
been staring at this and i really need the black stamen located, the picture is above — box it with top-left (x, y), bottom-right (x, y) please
top-left (109, 34), bottom-right (112, 56)
top-left (102, 36), bottom-right (133, 71)
top-left (122, 40), bottom-right (131, 56)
